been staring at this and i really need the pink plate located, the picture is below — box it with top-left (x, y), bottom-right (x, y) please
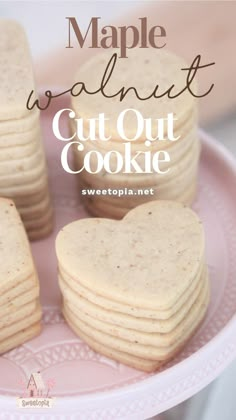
top-left (0, 97), bottom-right (236, 419)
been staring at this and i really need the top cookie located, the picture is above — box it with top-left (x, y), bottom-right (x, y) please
top-left (71, 48), bottom-right (197, 140)
top-left (0, 198), bottom-right (36, 293)
top-left (56, 201), bottom-right (205, 310)
top-left (0, 20), bottom-right (36, 120)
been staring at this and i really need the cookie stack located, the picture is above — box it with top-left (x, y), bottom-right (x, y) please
top-left (0, 20), bottom-right (53, 240)
top-left (70, 48), bottom-right (200, 219)
top-left (56, 201), bottom-right (209, 372)
top-left (0, 198), bottom-right (42, 354)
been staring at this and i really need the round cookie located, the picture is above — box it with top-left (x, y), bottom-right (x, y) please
top-left (74, 136), bottom-right (200, 189)
top-left (70, 109), bottom-right (198, 154)
top-left (71, 48), bottom-right (197, 141)
top-left (82, 180), bottom-right (197, 219)
top-left (80, 148), bottom-right (199, 212)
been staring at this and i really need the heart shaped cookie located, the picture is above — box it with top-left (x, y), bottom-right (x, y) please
top-left (56, 201), bottom-right (205, 310)
top-left (56, 200), bottom-right (209, 372)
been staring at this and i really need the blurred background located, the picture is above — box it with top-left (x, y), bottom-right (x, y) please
top-left (0, 1), bottom-right (235, 419)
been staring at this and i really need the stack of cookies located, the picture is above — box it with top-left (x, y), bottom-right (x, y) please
top-left (0, 198), bottom-right (42, 354)
top-left (0, 20), bottom-right (52, 240)
top-left (56, 201), bottom-right (209, 372)
top-left (71, 48), bottom-right (199, 219)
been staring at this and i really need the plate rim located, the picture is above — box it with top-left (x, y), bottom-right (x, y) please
top-left (1, 130), bottom-right (236, 419)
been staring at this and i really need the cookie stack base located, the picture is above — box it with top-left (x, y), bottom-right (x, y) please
top-left (56, 201), bottom-right (209, 372)
top-left (60, 271), bottom-right (209, 372)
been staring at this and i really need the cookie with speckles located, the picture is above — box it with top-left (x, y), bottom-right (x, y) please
top-left (64, 273), bottom-right (208, 347)
top-left (0, 175), bottom-right (49, 198)
top-left (81, 171), bottom-right (198, 220)
top-left (0, 323), bottom-right (41, 355)
top-left (22, 205), bottom-right (54, 240)
top-left (0, 138), bottom-right (45, 177)
top-left (56, 201), bottom-right (206, 310)
top-left (83, 181), bottom-right (197, 220)
top-left (63, 310), bottom-right (163, 372)
top-left (71, 48), bottom-right (197, 141)
top-left (0, 20), bottom-right (53, 240)
top-left (0, 109), bottom-right (39, 137)
top-left (0, 125), bottom-right (41, 151)
top-left (0, 299), bottom-right (37, 329)
top-left (0, 155), bottom-right (46, 188)
top-left (17, 193), bottom-right (52, 219)
top-left (70, 108), bottom-right (197, 153)
top-left (57, 200), bottom-right (208, 371)
top-left (0, 198), bottom-right (37, 291)
top-left (0, 20), bottom-right (37, 120)
top-left (0, 277), bottom-right (39, 312)
top-left (73, 134), bottom-right (200, 189)
top-left (63, 279), bottom-right (209, 367)
top-left (0, 198), bottom-right (42, 352)
top-left (0, 301), bottom-right (41, 342)
top-left (71, 47), bottom-right (200, 216)
top-left (0, 127), bottom-right (41, 158)
top-left (59, 264), bottom-right (206, 331)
